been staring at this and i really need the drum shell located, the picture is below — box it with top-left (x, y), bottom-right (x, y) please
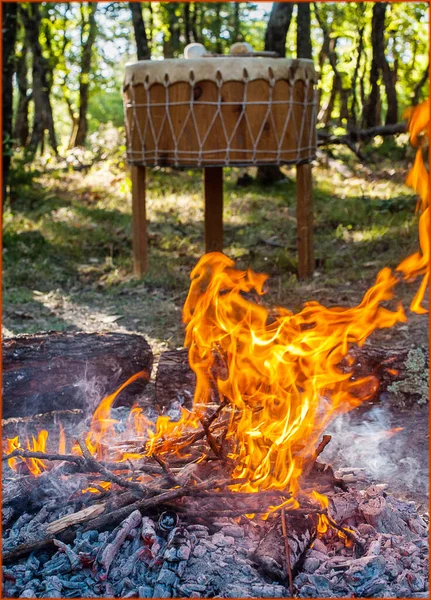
top-left (123, 64), bottom-right (317, 167)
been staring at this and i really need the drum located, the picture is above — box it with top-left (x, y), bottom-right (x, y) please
top-left (123, 57), bottom-right (317, 168)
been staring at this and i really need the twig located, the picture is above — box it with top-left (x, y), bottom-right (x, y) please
top-left (198, 416), bottom-right (222, 458)
top-left (77, 435), bottom-right (147, 496)
top-left (4, 449), bottom-right (84, 465)
top-left (281, 507), bottom-right (294, 597)
top-left (324, 512), bottom-right (365, 549)
top-left (152, 454), bottom-right (180, 486)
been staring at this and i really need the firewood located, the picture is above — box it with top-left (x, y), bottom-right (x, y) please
top-left (46, 504), bottom-right (106, 535)
top-left (155, 348), bottom-right (195, 412)
top-left (2, 332), bottom-right (153, 419)
top-left (77, 434), bottom-right (148, 496)
top-left (253, 512), bottom-right (316, 579)
top-left (155, 345), bottom-right (427, 410)
top-left (95, 509), bottom-right (142, 579)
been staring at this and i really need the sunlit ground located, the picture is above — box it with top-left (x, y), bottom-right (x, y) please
top-left (3, 138), bottom-right (425, 355)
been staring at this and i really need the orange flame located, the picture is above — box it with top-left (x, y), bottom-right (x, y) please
top-left (179, 254), bottom-right (405, 494)
top-left (5, 100), bottom-right (429, 542)
top-left (396, 99), bottom-right (430, 313)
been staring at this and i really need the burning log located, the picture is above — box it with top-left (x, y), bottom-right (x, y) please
top-left (2, 332), bottom-right (153, 420)
top-left (253, 512), bottom-right (316, 580)
top-left (155, 345), bottom-right (428, 407)
top-left (155, 348), bottom-right (196, 412)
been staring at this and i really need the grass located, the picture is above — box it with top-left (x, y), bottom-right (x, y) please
top-left (3, 143), bottom-right (421, 351)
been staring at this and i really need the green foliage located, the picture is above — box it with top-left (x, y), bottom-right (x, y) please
top-left (11, 2), bottom-right (429, 153)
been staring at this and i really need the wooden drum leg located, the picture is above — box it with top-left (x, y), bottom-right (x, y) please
top-left (131, 165), bottom-right (148, 277)
top-left (296, 163), bottom-right (314, 280)
top-left (204, 167), bottom-right (224, 253)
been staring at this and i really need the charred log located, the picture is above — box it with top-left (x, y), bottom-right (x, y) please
top-left (2, 332), bottom-right (153, 420)
top-left (154, 345), bottom-right (428, 409)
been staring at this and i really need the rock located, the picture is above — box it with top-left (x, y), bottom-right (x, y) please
top-left (220, 526), bottom-right (245, 539)
top-left (344, 555), bottom-right (386, 593)
top-left (223, 536), bottom-right (235, 546)
top-left (230, 42), bottom-right (254, 55)
top-left (212, 533), bottom-right (225, 547)
top-left (312, 539), bottom-right (328, 554)
top-left (19, 590), bottom-right (36, 598)
top-left (192, 545), bottom-right (207, 558)
top-left (407, 573), bottom-right (426, 593)
top-left (184, 43), bottom-right (207, 59)
top-left (303, 558), bottom-right (320, 574)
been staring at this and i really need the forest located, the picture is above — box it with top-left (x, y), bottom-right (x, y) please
top-left (2, 2), bottom-right (429, 348)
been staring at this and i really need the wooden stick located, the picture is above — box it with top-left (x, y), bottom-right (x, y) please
top-left (152, 454), bottom-right (180, 487)
top-left (296, 162), bottom-right (314, 280)
top-left (204, 167), bottom-right (223, 252)
top-left (281, 507), bottom-right (294, 597)
top-left (77, 435), bottom-right (147, 496)
top-left (46, 504), bottom-right (105, 535)
top-left (131, 164), bottom-right (148, 276)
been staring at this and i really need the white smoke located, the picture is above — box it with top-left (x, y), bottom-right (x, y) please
top-left (320, 404), bottom-right (427, 499)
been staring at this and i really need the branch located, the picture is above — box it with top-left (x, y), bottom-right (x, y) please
top-left (318, 122), bottom-right (407, 146)
top-left (77, 435), bottom-right (148, 496)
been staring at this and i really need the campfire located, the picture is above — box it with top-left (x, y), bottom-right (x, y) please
top-left (2, 101), bottom-right (429, 598)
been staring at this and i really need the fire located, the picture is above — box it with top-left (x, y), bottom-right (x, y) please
top-left (396, 99), bottom-right (429, 314)
top-left (6, 430), bottom-right (49, 476)
top-left (4, 100), bottom-right (429, 541)
top-left (180, 255), bottom-right (405, 495)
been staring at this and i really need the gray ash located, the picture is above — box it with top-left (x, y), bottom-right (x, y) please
top-left (2, 481), bottom-right (429, 598)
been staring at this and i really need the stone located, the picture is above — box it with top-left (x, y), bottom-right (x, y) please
top-left (312, 539), bottom-right (328, 554)
top-left (192, 545), bottom-right (207, 558)
top-left (156, 568), bottom-right (177, 587)
top-left (220, 526), bottom-right (245, 539)
top-left (212, 533), bottom-right (225, 547)
top-left (303, 558), bottom-right (320, 574)
top-left (223, 536), bottom-right (235, 546)
top-left (407, 573), bottom-right (426, 593)
top-left (151, 583), bottom-right (171, 598)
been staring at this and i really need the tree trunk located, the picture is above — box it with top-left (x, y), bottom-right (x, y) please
top-left (350, 26), bottom-right (365, 128)
top-left (376, 5), bottom-right (398, 124)
top-left (412, 63), bottom-right (429, 105)
top-left (257, 2), bottom-right (294, 184)
top-left (191, 2), bottom-right (200, 43)
top-left (232, 2), bottom-right (241, 42)
top-left (314, 5), bottom-right (348, 127)
top-left (23, 3), bottom-right (58, 156)
top-left (129, 2), bottom-right (150, 60)
top-left (263, 2), bottom-right (294, 58)
top-left (214, 3), bottom-right (223, 54)
top-left (2, 2), bottom-right (18, 207)
top-left (3, 332), bottom-right (153, 420)
top-left (154, 346), bottom-right (428, 411)
top-left (364, 3), bottom-right (398, 127)
top-left (14, 36), bottom-right (30, 147)
top-left (164, 4), bottom-right (181, 58)
top-left (296, 2), bottom-right (312, 59)
top-left (72, 3), bottom-right (98, 147)
top-left (183, 3), bottom-right (191, 45)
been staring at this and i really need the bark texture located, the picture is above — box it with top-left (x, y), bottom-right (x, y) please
top-left (72, 3), bottom-right (98, 147)
top-left (257, 2), bottom-right (294, 184)
top-left (14, 37), bottom-right (30, 147)
top-left (3, 332), bottom-right (153, 420)
top-left (129, 2), bottom-right (150, 61)
top-left (364, 3), bottom-right (398, 127)
top-left (22, 3), bottom-right (58, 156)
top-left (296, 2), bottom-right (312, 60)
top-left (2, 2), bottom-right (18, 206)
